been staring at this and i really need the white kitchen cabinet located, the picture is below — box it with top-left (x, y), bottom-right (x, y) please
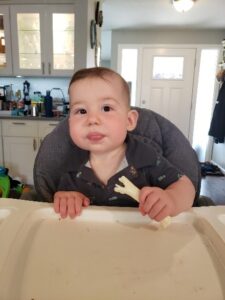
top-left (10, 5), bottom-right (75, 77)
top-left (2, 120), bottom-right (38, 185)
top-left (3, 136), bottom-right (38, 185)
top-left (0, 5), bottom-right (13, 75)
top-left (38, 120), bottom-right (58, 140)
top-left (2, 119), bottom-right (59, 185)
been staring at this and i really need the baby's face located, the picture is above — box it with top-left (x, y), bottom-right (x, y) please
top-left (69, 75), bottom-right (138, 154)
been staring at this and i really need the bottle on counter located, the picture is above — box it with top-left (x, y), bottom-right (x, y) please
top-left (31, 102), bottom-right (38, 117)
top-left (17, 98), bottom-right (25, 116)
top-left (44, 90), bottom-right (53, 117)
top-left (34, 91), bottom-right (44, 115)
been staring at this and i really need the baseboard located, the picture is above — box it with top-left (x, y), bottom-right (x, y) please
top-left (211, 160), bottom-right (225, 174)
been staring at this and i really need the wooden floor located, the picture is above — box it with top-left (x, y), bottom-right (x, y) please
top-left (200, 176), bottom-right (225, 205)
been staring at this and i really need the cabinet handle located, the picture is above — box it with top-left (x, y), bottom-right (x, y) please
top-left (12, 122), bottom-right (26, 125)
top-left (49, 123), bottom-right (57, 126)
top-left (42, 62), bottom-right (45, 75)
top-left (33, 139), bottom-right (37, 151)
top-left (48, 62), bottom-right (51, 75)
top-left (40, 138), bottom-right (43, 144)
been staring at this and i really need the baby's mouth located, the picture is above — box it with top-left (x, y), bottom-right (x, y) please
top-left (87, 132), bottom-right (105, 141)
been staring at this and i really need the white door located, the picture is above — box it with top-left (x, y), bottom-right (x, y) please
top-left (140, 48), bottom-right (196, 138)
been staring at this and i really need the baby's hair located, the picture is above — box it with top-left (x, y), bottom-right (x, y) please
top-left (69, 67), bottom-right (131, 106)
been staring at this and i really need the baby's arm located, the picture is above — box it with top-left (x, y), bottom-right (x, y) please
top-left (54, 191), bottom-right (90, 219)
top-left (139, 175), bottom-right (195, 221)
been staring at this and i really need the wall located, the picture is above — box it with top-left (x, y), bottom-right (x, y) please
top-left (110, 28), bottom-right (225, 70)
top-left (101, 60), bottom-right (111, 68)
top-left (212, 143), bottom-right (225, 170)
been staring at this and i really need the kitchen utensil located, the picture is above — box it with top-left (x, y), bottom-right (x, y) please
top-left (22, 81), bottom-right (31, 115)
top-left (50, 88), bottom-right (67, 114)
top-left (0, 85), bottom-right (13, 101)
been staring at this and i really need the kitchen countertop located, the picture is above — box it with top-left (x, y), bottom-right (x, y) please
top-left (0, 114), bottom-right (67, 121)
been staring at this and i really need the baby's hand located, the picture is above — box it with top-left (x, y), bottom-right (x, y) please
top-left (54, 191), bottom-right (90, 219)
top-left (139, 187), bottom-right (175, 222)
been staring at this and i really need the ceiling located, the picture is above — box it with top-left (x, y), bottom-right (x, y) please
top-left (101, 0), bottom-right (225, 60)
top-left (102, 0), bottom-right (225, 31)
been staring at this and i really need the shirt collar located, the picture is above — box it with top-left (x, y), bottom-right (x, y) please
top-left (73, 132), bottom-right (158, 183)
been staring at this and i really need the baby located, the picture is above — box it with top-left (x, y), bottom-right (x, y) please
top-left (54, 67), bottom-right (195, 221)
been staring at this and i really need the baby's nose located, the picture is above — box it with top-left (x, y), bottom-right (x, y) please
top-left (87, 112), bottom-right (101, 125)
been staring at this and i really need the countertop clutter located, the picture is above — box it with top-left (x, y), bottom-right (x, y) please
top-left (0, 198), bottom-right (225, 300)
top-left (0, 81), bottom-right (69, 119)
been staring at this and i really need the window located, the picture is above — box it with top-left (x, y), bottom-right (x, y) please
top-left (121, 48), bottom-right (138, 106)
top-left (192, 49), bottom-right (219, 161)
top-left (152, 56), bottom-right (184, 80)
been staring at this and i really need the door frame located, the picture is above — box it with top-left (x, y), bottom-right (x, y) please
top-left (117, 43), bottom-right (221, 149)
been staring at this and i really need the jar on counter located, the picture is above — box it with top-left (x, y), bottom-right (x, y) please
top-left (31, 102), bottom-right (38, 117)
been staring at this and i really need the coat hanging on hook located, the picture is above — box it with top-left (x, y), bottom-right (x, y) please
top-left (208, 73), bottom-right (225, 143)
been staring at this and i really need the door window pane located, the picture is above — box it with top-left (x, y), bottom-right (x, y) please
top-left (53, 13), bottom-right (74, 70)
top-left (153, 56), bottom-right (184, 80)
top-left (17, 13), bottom-right (41, 69)
top-left (0, 14), bottom-right (6, 68)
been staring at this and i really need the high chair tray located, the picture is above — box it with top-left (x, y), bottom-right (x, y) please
top-left (0, 198), bottom-right (225, 300)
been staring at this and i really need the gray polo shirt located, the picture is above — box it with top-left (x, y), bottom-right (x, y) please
top-left (57, 134), bottom-right (182, 207)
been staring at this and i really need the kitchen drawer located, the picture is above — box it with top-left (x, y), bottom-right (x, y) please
top-left (38, 121), bottom-right (59, 139)
top-left (2, 120), bottom-right (38, 137)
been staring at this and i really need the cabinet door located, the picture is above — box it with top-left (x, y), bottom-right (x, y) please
top-left (10, 5), bottom-right (45, 76)
top-left (0, 6), bottom-right (12, 75)
top-left (38, 120), bottom-right (59, 140)
top-left (3, 136), bottom-right (38, 185)
top-left (2, 119), bottom-right (38, 137)
top-left (10, 5), bottom-right (75, 77)
top-left (46, 5), bottom-right (75, 77)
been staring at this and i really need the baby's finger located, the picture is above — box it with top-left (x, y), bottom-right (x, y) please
top-left (67, 197), bottom-right (76, 219)
top-left (83, 197), bottom-right (90, 207)
top-left (154, 206), bottom-right (170, 222)
top-left (74, 197), bottom-right (83, 216)
top-left (148, 200), bottom-right (166, 220)
top-left (59, 197), bottom-right (68, 219)
top-left (53, 195), bottom-right (60, 213)
top-left (142, 194), bottom-right (159, 215)
top-left (139, 187), bottom-right (154, 204)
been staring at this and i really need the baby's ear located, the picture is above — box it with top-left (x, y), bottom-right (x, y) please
top-left (127, 109), bottom-right (139, 131)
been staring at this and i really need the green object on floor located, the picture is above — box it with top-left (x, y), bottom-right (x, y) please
top-left (0, 167), bottom-right (10, 198)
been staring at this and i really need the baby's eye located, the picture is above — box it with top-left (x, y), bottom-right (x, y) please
top-left (77, 108), bottom-right (87, 114)
top-left (102, 105), bottom-right (112, 112)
